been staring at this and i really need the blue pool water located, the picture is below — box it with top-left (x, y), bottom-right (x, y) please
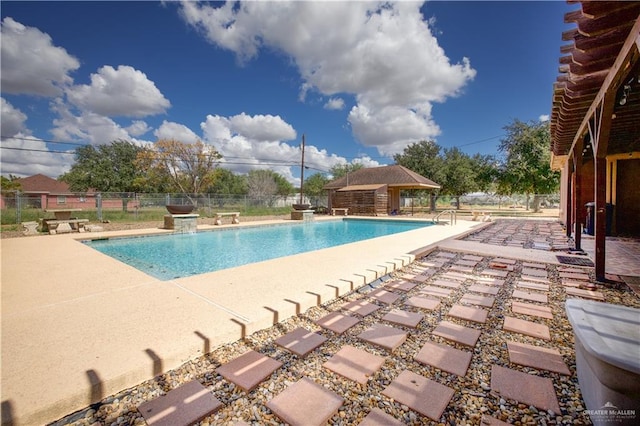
top-left (85, 219), bottom-right (431, 280)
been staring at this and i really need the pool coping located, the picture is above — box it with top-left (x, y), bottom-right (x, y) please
top-left (1, 216), bottom-right (481, 425)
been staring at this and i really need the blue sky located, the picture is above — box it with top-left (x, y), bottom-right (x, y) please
top-left (1, 1), bottom-right (573, 183)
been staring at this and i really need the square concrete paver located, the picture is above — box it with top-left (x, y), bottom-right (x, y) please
top-left (216, 350), bottom-right (283, 392)
top-left (493, 257), bottom-right (516, 265)
top-left (382, 370), bottom-right (454, 421)
top-left (459, 294), bottom-right (495, 308)
top-left (382, 309), bottom-right (423, 328)
top-left (315, 312), bottom-right (360, 334)
top-left (138, 380), bottom-right (223, 426)
top-left (522, 268), bottom-right (547, 278)
top-left (419, 286), bottom-right (453, 298)
top-left (359, 408), bottom-right (404, 426)
top-left (503, 316), bottom-right (550, 341)
top-left (431, 279), bottom-right (463, 289)
top-left (401, 273), bottom-right (430, 283)
top-left (266, 377), bottom-right (344, 425)
top-left (442, 271), bottom-right (473, 282)
top-left (358, 324), bottom-right (407, 351)
top-left (463, 255), bottom-right (484, 262)
top-left (384, 280), bottom-right (418, 292)
top-left (432, 321), bottom-right (481, 347)
top-left (481, 269), bottom-right (509, 278)
top-left (517, 281), bottom-right (549, 292)
top-left (323, 345), bottom-right (386, 384)
top-left (369, 288), bottom-right (401, 305)
top-left (474, 277), bottom-right (505, 286)
top-left (565, 288), bottom-right (605, 301)
top-left (490, 365), bottom-right (561, 414)
top-left (511, 301), bottom-right (553, 320)
top-left (415, 341), bottom-right (472, 376)
top-left (559, 272), bottom-right (590, 281)
top-left (405, 296), bottom-right (440, 311)
top-left (512, 289), bottom-right (548, 303)
top-left (449, 265), bottom-right (475, 274)
top-left (468, 284), bottom-right (500, 295)
top-left (275, 327), bottom-right (327, 357)
top-left (341, 299), bottom-right (381, 317)
top-left (507, 341), bottom-right (570, 375)
top-left (447, 304), bottom-right (489, 324)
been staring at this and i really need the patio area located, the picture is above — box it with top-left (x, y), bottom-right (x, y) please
top-left (2, 218), bottom-right (639, 425)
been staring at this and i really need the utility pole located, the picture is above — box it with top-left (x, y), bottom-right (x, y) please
top-left (299, 134), bottom-right (305, 204)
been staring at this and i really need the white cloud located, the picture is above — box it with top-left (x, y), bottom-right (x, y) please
top-left (1, 97), bottom-right (29, 136)
top-left (154, 120), bottom-right (200, 144)
top-left (66, 65), bottom-right (171, 117)
top-left (324, 97), bottom-right (345, 110)
top-left (539, 114), bottom-right (550, 122)
top-left (126, 120), bottom-right (151, 137)
top-left (228, 113), bottom-right (296, 141)
top-left (0, 134), bottom-right (72, 178)
top-left (179, 1), bottom-right (476, 156)
top-left (0, 17), bottom-right (80, 96)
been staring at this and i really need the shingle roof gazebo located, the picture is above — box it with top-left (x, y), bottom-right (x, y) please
top-left (323, 165), bottom-right (440, 216)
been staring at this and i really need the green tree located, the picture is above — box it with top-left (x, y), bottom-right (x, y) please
top-left (304, 172), bottom-right (330, 206)
top-left (329, 163), bottom-right (364, 179)
top-left (206, 168), bottom-right (247, 195)
top-left (134, 139), bottom-right (222, 204)
top-left (0, 175), bottom-right (22, 191)
top-left (393, 140), bottom-right (444, 185)
top-left (470, 153), bottom-right (499, 193)
top-left (60, 140), bottom-right (145, 211)
top-left (439, 147), bottom-right (477, 209)
top-left (498, 119), bottom-right (559, 211)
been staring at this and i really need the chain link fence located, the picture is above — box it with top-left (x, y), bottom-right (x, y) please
top-left (0, 191), bottom-right (328, 225)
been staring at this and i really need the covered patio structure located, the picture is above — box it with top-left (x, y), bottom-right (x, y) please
top-left (550, 1), bottom-right (640, 281)
top-left (323, 165), bottom-right (440, 216)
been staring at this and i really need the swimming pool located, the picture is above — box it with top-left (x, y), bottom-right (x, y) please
top-left (85, 218), bottom-right (432, 280)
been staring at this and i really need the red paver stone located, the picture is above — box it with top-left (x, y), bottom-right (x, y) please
top-left (315, 312), bottom-right (360, 334)
top-left (511, 301), bottom-right (553, 320)
top-left (490, 365), bottom-right (561, 414)
top-left (216, 350), bottom-right (283, 392)
top-left (463, 255), bottom-right (484, 262)
top-left (384, 280), bottom-right (418, 292)
top-left (369, 288), bottom-right (401, 305)
top-left (358, 324), bottom-right (407, 351)
top-left (460, 294), bottom-right (495, 308)
top-left (561, 280), bottom-right (582, 288)
top-left (382, 309), bottom-right (423, 328)
top-left (419, 286), bottom-right (453, 298)
top-left (482, 269), bottom-right (509, 278)
top-left (405, 296), bottom-right (440, 310)
top-left (456, 260), bottom-right (479, 267)
top-left (522, 262), bottom-right (545, 269)
top-left (507, 341), bottom-right (570, 375)
top-left (503, 316), bottom-right (550, 341)
top-left (480, 415), bottom-right (512, 426)
top-left (138, 380), bottom-right (222, 426)
top-left (565, 288), bottom-right (605, 301)
top-left (493, 257), bottom-right (517, 265)
top-left (512, 289), bottom-right (548, 303)
top-left (419, 260), bottom-right (445, 268)
top-left (474, 277), bottom-right (505, 286)
top-left (401, 273), bottom-right (430, 283)
top-left (448, 304), bottom-right (489, 324)
top-left (341, 299), bottom-right (381, 317)
top-left (437, 252), bottom-right (457, 258)
top-left (489, 262), bottom-right (514, 272)
top-left (517, 281), bottom-right (549, 291)
top-left (441, 271), bottom-right (472, 282)
top-left (468, 284), bottom-right (500, 295)
top-left (559, 272), bottom-right (590, 281)
top-left (432, 321), bottom-right (481, 347)
top-left (415, 341), bottom-right (472, 376)
top-left (449, 265), bottom-right (475, 274)
top-left (323, 345), bottom-right (385, 384)
top-left (359, 408), bottom-right (403, 426)
top-left (431, 279), bottom-right (462, 289)
top-left (266, 377), bottom-right (344, 426)
top-left (522, 268), bottom-right (547, 278)
top-left (382, 370), bottom-right (454, 421)
top-left (274, 327), bottom-right (327, 357)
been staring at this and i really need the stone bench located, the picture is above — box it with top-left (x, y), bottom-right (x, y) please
top-left (214, 212), bottom-right (240, 225)
top-left (21, 221), bottom-right (39, 235)
top-left (331, 208), bottom-right (349, 216)
top-left (43, 218), bottom-right (89, 234)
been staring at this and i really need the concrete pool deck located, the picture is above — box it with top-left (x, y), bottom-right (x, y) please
top-left (2, 217), bottom-right (486, 425)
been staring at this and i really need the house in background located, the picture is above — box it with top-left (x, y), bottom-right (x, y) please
top-left (323, 165), bottom-right (440, 216)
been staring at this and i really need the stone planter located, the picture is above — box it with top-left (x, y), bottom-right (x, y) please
top-left (166, 204), bottom-right (195, 214)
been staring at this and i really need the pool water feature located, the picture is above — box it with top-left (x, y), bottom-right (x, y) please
top-left (85, 218), bottom-right (432, 280)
